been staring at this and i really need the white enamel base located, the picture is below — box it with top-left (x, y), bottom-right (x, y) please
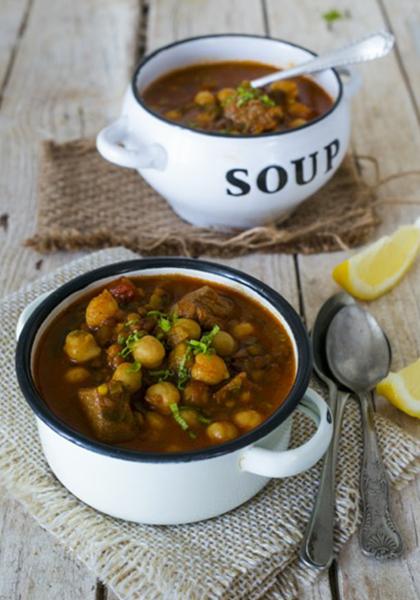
top-left (97, 35), bottom-right (358, 229)
top-left (38, 417), bottom-right (291, 525)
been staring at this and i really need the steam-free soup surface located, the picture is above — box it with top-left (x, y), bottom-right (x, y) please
top-left (35, 276), bottom-right (296, 453)
top-left (141, 61), bottom-right (333, 135)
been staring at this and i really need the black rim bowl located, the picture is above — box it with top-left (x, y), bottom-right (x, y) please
top-left (132, 33), bottom-right (343, 139)
top-left (15, 258), bottom-right (312, 463)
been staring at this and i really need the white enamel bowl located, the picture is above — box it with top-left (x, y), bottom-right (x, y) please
top-left (97, 34), bottom-right (360, 229)
top-left (16, 258), bottom-right (332, 524)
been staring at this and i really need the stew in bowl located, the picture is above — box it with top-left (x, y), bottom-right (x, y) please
top-left (16, 259), bottom-right (333, 524)
top-left (142, 60), bottom-right (333, 135)
top-left (34, 274), bottom-right (296, 453)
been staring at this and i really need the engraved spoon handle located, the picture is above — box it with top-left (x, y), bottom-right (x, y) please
top-left (358, 391), bottom-right (403, 559)
top-left (300, 387), bottom-right (349, 568)
top-left (251, 32), bottom-right (394, 88)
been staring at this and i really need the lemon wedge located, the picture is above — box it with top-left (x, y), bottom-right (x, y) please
top-left (376, 358), bottom-right (420, 418)
top-left (332, 221), bottom-right (420, 300)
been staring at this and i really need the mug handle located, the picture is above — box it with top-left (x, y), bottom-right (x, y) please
top-left (96, 117), bottom-right (167, 170)
top-left (239, 388), bottom-right (333, 478)
top-left (338, 66), bottom-right (362, 100)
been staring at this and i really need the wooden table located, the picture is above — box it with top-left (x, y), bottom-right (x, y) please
top-left (0, 1), bottom-right (419, 598)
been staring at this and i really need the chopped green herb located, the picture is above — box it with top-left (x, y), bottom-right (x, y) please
top-left (188, 430), bottom-right (197, 440)
top-left (188, 325), bottom-right (220, 355)
top-left (149, 368), bottom-right (174, 381)
top-left (170, 403), bottom-right (190, 431)
top-left (197, 413), bottom-right (211, 425)
top-left (261, 94), bottom-right (275, 107)
top-left (177, 347), bottom-right (193, 390)
top-left (234, 83), bottom-right (277, 109)
top-left (117, 334), bottom-right (126, 345)
top-left (147, 310), bottom-right (173, 333)
top-left (125, 318), bottom-right (140, 327)
top-left (119, 330), bottom-right (144, 358)
top-left (322, 8), bottom-right (344, 24)
top-left (128, 361), bottom-right (141, 373)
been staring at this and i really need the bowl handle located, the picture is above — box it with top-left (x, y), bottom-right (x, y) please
top-left (96, 117), bottom-right (167, 171)
top-left (239, 388), bottom-right (333, 478)
top-left (338, 66), bottom-right (362, 100)
top-left (16, 292), bottom-right (50, 341)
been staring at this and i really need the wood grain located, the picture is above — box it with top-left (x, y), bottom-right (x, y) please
top-left (266, 0), bottom-right (420, 598)
top-left (0, 0), bottom-right (418, 598)
top-left (0, 0), bottom-right (140, 598)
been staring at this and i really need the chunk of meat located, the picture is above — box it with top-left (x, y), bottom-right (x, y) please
top-left (223, 99), bottom-right (283, 134)
top-left (173, 286), bottom-right (234, 329)
top-left (78, 381), bottom-right (138, 443)
top-left (213, 372), bottom-right (248, 404)
top-left (86, 289), bottom-right (119, 329)
top-left (108, 277), bottom-right (138, 303)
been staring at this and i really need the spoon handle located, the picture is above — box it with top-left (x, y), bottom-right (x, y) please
top-left (251, 32), bottom-right (394, 88)
top-left (358, 391), bottom-right (403, 559)
top-left (300, 386), bottom-right (349, 568)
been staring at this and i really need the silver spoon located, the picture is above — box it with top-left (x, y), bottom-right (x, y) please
top-left (300, 293), bottom-right (353, 569)
top-left (326, 305), bottom-right (403, 560)
top-left (250, 31), bottom-right (395, 89)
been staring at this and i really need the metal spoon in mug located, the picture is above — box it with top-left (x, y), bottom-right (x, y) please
top-left (326, 304), bottom-right (403, 559)
top-left (250, 31), bottom-right (395, 89)
top-left (300, 293), bottom-right (354, 569)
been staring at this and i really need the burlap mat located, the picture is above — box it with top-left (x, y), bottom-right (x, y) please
top-left (2, 248), bottom-right (419, 600)
top-left (26, 139), bottom-right (379, 257)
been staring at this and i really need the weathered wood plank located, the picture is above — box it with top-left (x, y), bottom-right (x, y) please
top-left (380, 0), bottom-right (420, 118)
top-left (0, 0), bottom-right (140, 297)
top-left (0, 0), bottom-right (29, 93)
top-left (0, 0), bottom-right (141, 598)
top-left (147, 2), bottom-right (333, 598)
top-left (0, 487), bottom-right (97, 600)
top-left (266, 1), bottom-right (420, 598)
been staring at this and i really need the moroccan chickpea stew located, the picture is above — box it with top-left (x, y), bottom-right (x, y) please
top-left (34, 276), bottom-right (296, 452)
top-left (141, 61), bottom-right (333, 135)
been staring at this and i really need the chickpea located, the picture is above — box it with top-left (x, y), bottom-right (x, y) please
top-left (231, 322), bottom-right (255, 340)
top-left (145, 411), bottom-right (167, 430)
top-left (168, 342), bottom-right (194, 371)
top-left (168, 318), bottom-right (201, 347)
top-left (233, 409), bottom-right (264, 431)
top-left (288, 102), bottom-right (312, 119)
top-left (182, 380), bottom-right (210, 406)
top-left (269, 80), bottom-right (298, 98)
top-left (212, 330), bottom-right (237, 357)
top-left (132, 335), bottom-right (165, 369)
top-left (180, 408), bottom-right (200, 428)
top-left (85, 289), bottom-right (119, 329)
top-left (106, 343), bottom-right (124, 369)
top-left (194, 90), bottom-right (215, 106)
top-left (145, 382), bottom-right (180, 415)
top-left (216, 87), bottom-right (236, 104)
top-left (112, 362), bottom-right (142, 392)
top-left (64, 366), bottom-right (90, 384)
top-left (64, 330), bottom-right (101, 363)
top-left (251, 369), bottom-right (265, 383)
top-left (165, 109), bottom-right (182, 121)
top-left (191, 353), bottom-right (229, 385)
top-left (288, 118), bottom-right (307, 129)
top-left (206, 421), bottom-right (238, 443)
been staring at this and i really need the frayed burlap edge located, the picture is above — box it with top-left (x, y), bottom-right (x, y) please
top-left (26, 139), bottom-right (380, 258)
top-left (0, 418), bottom-right (418, 600)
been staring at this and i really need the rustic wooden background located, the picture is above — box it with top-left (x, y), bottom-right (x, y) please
top-left (0, 0), bottom-right (419, 598)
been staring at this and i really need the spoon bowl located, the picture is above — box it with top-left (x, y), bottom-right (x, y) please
top-left (325, 303), bottom-right (403, 560)
top-left (326, 304), bottom-right (391, 391)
